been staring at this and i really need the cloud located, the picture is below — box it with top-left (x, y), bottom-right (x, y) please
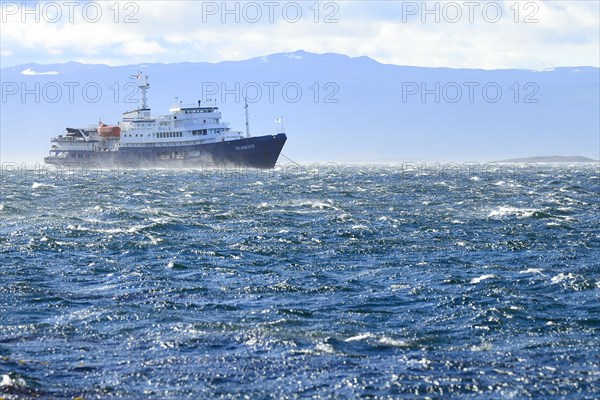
top-left (119, 40), bottom-right (167, 56)
top-left (0, 1), bottom-right (598, 69)
top-left (21, 68), bottom-right (59, 75)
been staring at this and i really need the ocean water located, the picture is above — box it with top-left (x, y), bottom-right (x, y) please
top-left (1, 163), bottom-right (599, 399)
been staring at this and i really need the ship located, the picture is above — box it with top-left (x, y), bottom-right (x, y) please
top-left (44, 73), bottom-right (287, 169)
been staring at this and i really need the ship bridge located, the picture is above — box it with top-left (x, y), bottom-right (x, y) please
top-left (170, 100), bottom-right (220, 117)
top-left (116, 74), bottom-right (246, 147)
top-left (123, 108), bottom-right (152, 121)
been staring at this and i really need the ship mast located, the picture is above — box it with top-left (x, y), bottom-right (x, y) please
top-left (134, 71), bottom-right (150, 110)
top-left (244, 97), bottom-right (250, 138)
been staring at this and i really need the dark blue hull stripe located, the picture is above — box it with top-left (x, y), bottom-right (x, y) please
top-left (45, 134), bottom-right (287, 169)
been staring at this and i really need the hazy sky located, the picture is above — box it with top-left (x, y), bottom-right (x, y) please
top-left (1, 1), bottom-right (598, 69)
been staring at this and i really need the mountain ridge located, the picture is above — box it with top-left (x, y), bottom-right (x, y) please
top-left (4, 50), bottom-right (599, 72)
top-left (1, 51), bottom-right (598, 163)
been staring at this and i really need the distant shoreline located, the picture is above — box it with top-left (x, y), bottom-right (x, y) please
top-left (493, 156), bottom-right (599, 164)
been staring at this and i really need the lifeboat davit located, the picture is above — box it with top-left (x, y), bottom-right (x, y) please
top-left (97, 122), bottom-right (121, 138)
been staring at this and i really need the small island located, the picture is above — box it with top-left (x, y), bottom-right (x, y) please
top-left (494, 156), bottom-right (599, 163)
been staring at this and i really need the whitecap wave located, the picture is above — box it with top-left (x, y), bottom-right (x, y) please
top-left (519, 268), bottom-right (543, 274)
top-left (67, 224), bottom-right (147, 234)
top-left (488, 206), bottom-right (538, 218)
top-left (344, 333), bottom-right (408, 348)
top-left (297, 200), bottom-right (341, 211)
top-left (345, 333), bottom-right (374, 342)
top-left (550, 273), bottom-right (577, 284)
top-left (470, 342), bottom-right (494, 351)
top-left (351, 224), bottom-right (369, 230)
top-left (378, 336), bottom-right (408, 347)
top-left (471, 274), bottom-right (497, 284)
top-left (315, 341), bottom-right (335, 354)
top-left (31, 182), bottom-right (55, 189)
top-left (0, 373), bottom-right (27, 388)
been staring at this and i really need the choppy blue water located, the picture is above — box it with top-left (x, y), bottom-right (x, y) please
top-left (1, 163), bottom-right (599, 399)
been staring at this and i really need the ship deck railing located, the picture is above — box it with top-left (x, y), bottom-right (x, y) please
top-left (51, 136), bottom-right (98, 142)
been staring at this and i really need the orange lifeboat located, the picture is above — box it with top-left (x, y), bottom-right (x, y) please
top-left (97, 122), bottom-right (121, 138)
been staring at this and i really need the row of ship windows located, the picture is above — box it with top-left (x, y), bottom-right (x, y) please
top-left (158, 132), bottom-right (183, 138)
top-left (138, 118), bottom-right (218, 128)
top-left (124, 129), bottom-right (227, 139)
top-left (183, 109), bottom-right (215, 114)
top-left (124, 132), bottom-right (183, 138)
